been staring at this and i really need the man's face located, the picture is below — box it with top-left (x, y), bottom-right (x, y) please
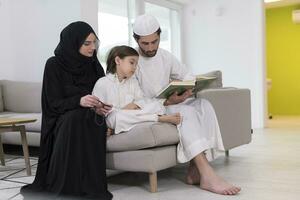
top-left (136, 32), bottom-right (160, 57)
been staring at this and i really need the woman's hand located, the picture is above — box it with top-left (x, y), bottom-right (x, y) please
top-left (164, 89), bottom-right (193, 106)
top-left (80, 95), bottom-right (101, 108)
top-left (80, 95), bottom-right (112, 116)
top-left (122, 103), bottom-right (140, 110)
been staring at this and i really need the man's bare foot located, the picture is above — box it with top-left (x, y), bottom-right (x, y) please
top-left (200, 170), bottom-right (241, 195)
top-left (158, 113), bottom-right (181, 125)
top-left (186, 161), bottom-right (200, 185)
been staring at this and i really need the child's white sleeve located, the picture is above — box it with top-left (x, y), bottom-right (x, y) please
top-left (92, 78), bottom-right (108, 104)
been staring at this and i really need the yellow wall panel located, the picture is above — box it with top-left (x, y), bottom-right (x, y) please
top-left (266, 5), bottom-right (300, 115)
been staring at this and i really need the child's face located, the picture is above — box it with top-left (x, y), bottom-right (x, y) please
top-left (116, 56), bottom-right (139, 79)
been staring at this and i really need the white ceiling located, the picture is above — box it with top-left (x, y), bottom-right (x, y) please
top-left (169, 0), bottom-right (300, 8)
top-left (167, 0), bottom-right (190, 5)
top-left (265, 0), bottom-right (300, 8)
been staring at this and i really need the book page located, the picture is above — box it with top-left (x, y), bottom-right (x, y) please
top-left (196, 75), bottom-right (216, 81)
top-left (156, 81), bottom-right (195, 99)
top-left (194, 75), bottom-right (217, 92)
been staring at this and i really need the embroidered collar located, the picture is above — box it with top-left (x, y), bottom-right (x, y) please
top-left (106, 73), bottom-right (127, 84)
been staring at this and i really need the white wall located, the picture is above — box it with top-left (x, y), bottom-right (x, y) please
top-left (0, 0), bottom-right (266, 128)
top-left (81, 0), bottom-right (98, 34)
top-left (0, 0), bottom-right (98, 82)
top-left (182, 0), bottom-right (266, 128)
top-left (0, 0), bottom-right (13, 79)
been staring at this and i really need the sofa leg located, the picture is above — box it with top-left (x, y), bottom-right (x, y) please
top-left (149, 172), bottom-right (157, 193)
top-left (225, 150), bottom-right (229, 157)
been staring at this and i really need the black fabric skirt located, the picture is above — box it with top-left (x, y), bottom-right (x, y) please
top-left (21, 108), bottom-right (112, 200)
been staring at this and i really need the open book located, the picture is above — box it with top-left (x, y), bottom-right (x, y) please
top-left (156, 75), bottom-right (216, 99)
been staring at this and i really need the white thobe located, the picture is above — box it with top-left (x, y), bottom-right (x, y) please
top-left (135, 48), bottom-right (225, 163)
top-left (92, 73), bottom-right (165, 134)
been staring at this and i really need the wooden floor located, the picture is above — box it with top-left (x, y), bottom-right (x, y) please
top-left (0, 115), bottom-right (299, 199)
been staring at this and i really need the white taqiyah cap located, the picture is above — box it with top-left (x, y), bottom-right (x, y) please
top-left (133, 14), bottom-right (160, 36)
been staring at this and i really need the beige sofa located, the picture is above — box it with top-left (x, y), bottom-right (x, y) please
top-left (0, 71), bottom-right (252, 192)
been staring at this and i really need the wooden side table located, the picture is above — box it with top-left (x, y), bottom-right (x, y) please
top-left (0, 118), bottom-right (37, 176)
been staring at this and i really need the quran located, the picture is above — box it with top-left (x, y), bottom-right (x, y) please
top-left (156, 75), bottom-right (216, 99)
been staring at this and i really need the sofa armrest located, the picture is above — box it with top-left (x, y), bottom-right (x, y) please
top-left (197, 88), bottom-right (252, 150)
top-left (0, 84), bottom-right (3, 112)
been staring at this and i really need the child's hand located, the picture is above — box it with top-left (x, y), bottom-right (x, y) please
top-left (94, 101), bottom-right (112, 116)
top-left (122, 103), bottom-right (140, 110)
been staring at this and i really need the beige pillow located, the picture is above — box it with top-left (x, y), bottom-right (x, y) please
top-left (199, 70), bottom-right (223, 88)
top-left (0, 85), bottom-right (3, 112)
top-left (0, 80), bottom-right (41, 113)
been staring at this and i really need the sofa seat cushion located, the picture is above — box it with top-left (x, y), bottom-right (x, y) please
top-left (107, 122), bottom-right (179, 152)
top-left (106, 146), bottom-right (177, 172)
top-left (0, 112), bottom-right (41, 132)
top-left (1, 131), bottom-right (40, 147)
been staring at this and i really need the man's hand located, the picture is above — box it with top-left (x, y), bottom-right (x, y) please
top-left (122, 103), bottom-right (140, 110)
top-left (164, 89), bottom-right (193, 106)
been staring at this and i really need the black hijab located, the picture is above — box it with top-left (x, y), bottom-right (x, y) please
top-left (54, 21), bottom-right (103, 76)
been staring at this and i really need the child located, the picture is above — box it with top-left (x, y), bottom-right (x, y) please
top-left (92, 45), bottom-right (180, 135)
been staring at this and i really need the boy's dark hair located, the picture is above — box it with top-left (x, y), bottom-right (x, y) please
top-left (106, 45), bottom-right (139, 74)
top-left (133, 27), bottom-right (161, 41)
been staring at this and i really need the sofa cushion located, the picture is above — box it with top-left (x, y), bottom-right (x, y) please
top-left (106, 146), bottom-right (177, 172)
top-left (0, 80), bottom-right (41, 113)
top-left (0, 85), bottom-right (3, 112)
top-left (107, 122), bottom-right (179, 152)
top-left (0, 112), bottom-right (41, 132)
top-left (200, 70), bottom-right (223, 88)
top-left (1, 131), bottom-right (40, 147)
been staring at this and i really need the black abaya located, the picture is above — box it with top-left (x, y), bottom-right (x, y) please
top-left (21, 22), bottom-right (112, 200)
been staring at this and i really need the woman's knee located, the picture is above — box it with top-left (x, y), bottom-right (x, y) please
top-left (66, 108), bottom-right (96, 122)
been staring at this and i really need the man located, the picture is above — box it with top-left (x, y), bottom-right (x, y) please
top-left (133, 14), bottom-right (241, 195)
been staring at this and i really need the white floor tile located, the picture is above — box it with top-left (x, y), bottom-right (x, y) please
top-left (0, 180), bottom-right (24, 189)
top-left (5, 176), bottom-right (35, 184)
top-left (0, 187), bottom-right (21, 200)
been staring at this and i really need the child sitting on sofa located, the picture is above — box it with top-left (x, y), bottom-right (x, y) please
top-left (92, 45), bottom-right (180, 135)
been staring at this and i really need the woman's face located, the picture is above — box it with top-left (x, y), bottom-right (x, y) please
top-left (79, 33), bottom-right (98, 57)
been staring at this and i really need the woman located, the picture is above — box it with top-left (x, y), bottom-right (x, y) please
top-left (21, 21), bottom-right (113, 200)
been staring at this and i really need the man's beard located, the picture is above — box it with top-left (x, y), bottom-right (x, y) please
top-left (139, 46), bottom-right (157, 57)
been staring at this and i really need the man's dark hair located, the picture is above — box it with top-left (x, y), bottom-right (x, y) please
top-left (133, 27), bottom-right (161, 41)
